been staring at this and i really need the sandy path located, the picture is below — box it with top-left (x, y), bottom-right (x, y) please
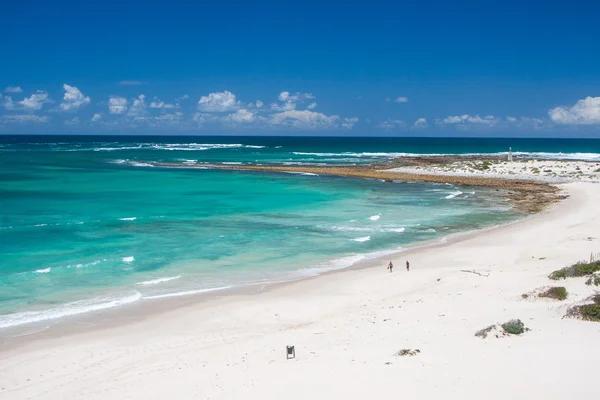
top-left (1, 182), bottom-right (599, 400)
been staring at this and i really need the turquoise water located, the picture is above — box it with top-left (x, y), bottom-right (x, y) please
top-left (5, 135), bottom-right (595, 329)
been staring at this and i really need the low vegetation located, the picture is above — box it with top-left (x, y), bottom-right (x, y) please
top-left (501, 319), bottom-right (527, 335)
top-left (475, 325), bottom-right (496, 339)
top-left (539, 286), bottom-right (568, 301)
top-left (549, 261), bottom-right (600, 280)
top-left (585, 274), bottom-right (600, 286)
top-left (567, 295), bottom-right (600, 322)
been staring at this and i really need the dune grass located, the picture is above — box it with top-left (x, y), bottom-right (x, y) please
top-left (539, 287), bottom-right (568, 301)
top-left (549, 261), bottom-right (600, 280)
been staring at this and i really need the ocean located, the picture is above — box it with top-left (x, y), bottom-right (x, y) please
top-left (1, 136), bottom-right (599, 330)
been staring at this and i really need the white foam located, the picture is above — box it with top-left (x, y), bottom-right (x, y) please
top-left (284, 171), bottom-right (319, 176)
top-left (34, 224), bottom-right (48, 227)
top-left (291, 150), bottom-right (600, 161)
top-left (351, 236), bottom-right (371, 242)
top-left (34, 268), bottom-right (51, 274)
top-left (119, 217), bottom-right (137, 221)
top-left (222, 162), bottom-right (243, 165)
top-left (369, 215), bottom-right (381, 221)
top-left (128, 161), bottom-right (154, 167)
top-left (122, 256), bottom-right (135, 263)
top-left (143, 286), bottom-right (232, 300)
top-left (329, 225), bottom-right (372, 232)
top-left (445, 191), bottom-right (463, 199)
top-left (296, 248), bottom-right (402, 278)
top-left (0, 292), bottom-right (142, 329)
top-left (67, 259), bottom-right (104, 269)
top-left (386, 227), bottom-right (405, 233)
top-left (136, 276), bottom-right (182, 285)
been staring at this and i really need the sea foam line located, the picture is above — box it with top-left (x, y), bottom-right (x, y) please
top-left (445, 191), bottom-right (463, 199)
top-left (143, 286), bottom-right (233, 300)
top-left (0, 292), bottom-right (142, 329)
top-left (136, 276), bottom-right (182, 285)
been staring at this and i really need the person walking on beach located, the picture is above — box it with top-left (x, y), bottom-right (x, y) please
top-left (387, 261), bottom-right (393, 273)
top-left (406, 260), bottom-right (410, 272)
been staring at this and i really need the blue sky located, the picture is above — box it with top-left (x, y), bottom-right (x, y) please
top-left (1, 0), bottom-right (599, 136)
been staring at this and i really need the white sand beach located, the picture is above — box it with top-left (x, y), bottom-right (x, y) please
top-left (1, 181), bottom-right (600, 400)
top-left (387, 159), bottom-right (600, 182)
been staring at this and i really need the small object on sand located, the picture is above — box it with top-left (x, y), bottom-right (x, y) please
top-left (395, 349), bottom-right (420, 357)
top-left (286, 345), bottom-right (296, 359)
top-left (461, 269), bottom-right (490, 277)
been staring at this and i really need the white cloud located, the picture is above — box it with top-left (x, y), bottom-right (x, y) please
top-left (549, 96), bottom-right (600, 124)
top-left (226, 109), bottom-right (256, 123)
top-left (269, 110), bottom-right (351, 129)
top-left (4, 86), bottom-right (22, 93)
top-left (192, 112), bottom-right (218, 124)
top-left (65, 117), bottom-right (80, 126)
top-left (506, 116), bottom-right (546, 129)
top-left (307, 102), bottom-right (317, 110)
top-left (394, 96), bottom-right (409, 103)
top-left (271, 101), bottom-right (296, 112)
top-left (18, 91), bottom-right (50, 110)
top-left (149, 97), bottom-right (176, 109)
top-left (3, 96), bottom-right (15, 110)
top-left (91, 113), bottom-right (102, 122)
top-left (198, 90), bottom-right (240, 112)
top-left (341, 117), bottom-right (359, 128)
top-left (108, 96), bottom-right (128, 114)
top-left (412, 118), bottom-right (428, 129)
top-left (2, 114), bottom-right (49, 123)
top-left (155, 112), bottom-right (183, 122)
top-left (440, 114), bottom-right (499, 126)
top-left (271, 91), bottom-right (315, 111)
top-left (60, 84), bottom-right (90, 111)
top-left (119, 81), bottom-right (148, 85)
top-left (248, 100), bottom-right (264, 109)
top-left (128, 95), bottom-right (147, 117)
top-left (377, 119), bottom-right (406, 130)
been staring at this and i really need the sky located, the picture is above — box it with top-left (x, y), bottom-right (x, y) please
top-left (1, 0), bottom-right (599, 136)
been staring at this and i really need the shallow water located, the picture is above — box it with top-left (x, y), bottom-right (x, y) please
top-left (0, 136), bottom-right (559, 329)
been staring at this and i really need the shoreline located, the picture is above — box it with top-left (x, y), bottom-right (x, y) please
top-left (2, 182), bottom-right (600, 399)
top-left (0, 206), bottom-right (527, 349)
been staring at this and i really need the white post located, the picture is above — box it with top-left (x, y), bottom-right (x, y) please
top-left (508, 147), bottom-right (513, 162)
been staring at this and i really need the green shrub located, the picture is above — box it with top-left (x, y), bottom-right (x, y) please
top-left (549, 261), bottom-right (600, 280)
top-left (539, 287), bottom-right (568, 301)
top-left (566, 295), bottom-right (600, 322)
top-left (572, 262), bottom-right (600, 276)
top-left (579, 304), bottom-right (600, 321)
top-left (501, 319), bottom-right (526, 335)
top-left (549, 269), bottom-right (567, 280)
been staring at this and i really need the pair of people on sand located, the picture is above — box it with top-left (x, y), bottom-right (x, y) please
top-left (387, 260), bottom-right (409, 272)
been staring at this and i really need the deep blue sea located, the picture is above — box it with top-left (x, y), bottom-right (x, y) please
top-left (1, 136), bottom-right (599, 330)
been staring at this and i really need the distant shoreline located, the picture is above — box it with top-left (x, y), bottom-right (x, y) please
top-left (151, 156), bottom-right (575, 213)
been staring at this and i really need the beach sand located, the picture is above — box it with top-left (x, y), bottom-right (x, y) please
top-left (1, 182), bottom-right (599, 399)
